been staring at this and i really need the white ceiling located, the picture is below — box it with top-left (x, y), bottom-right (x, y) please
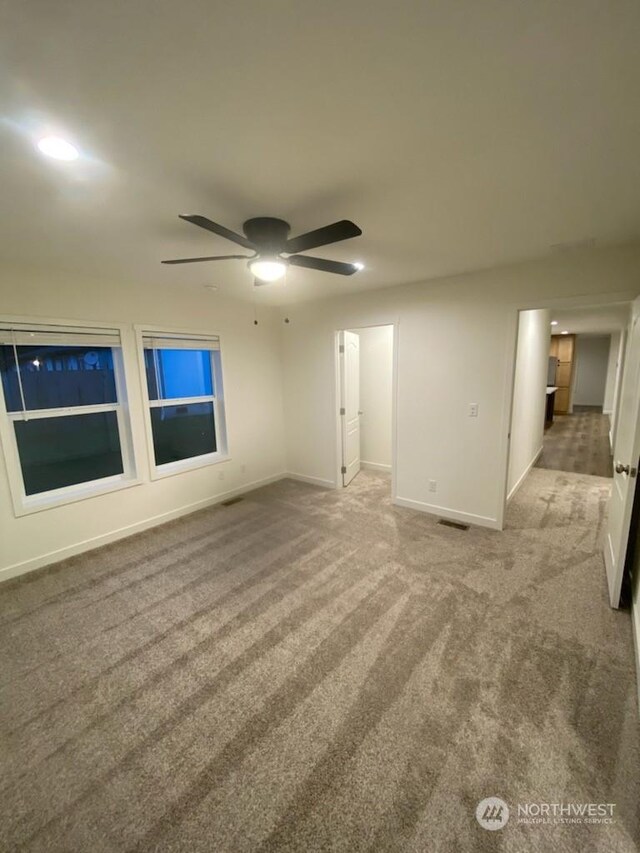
top-left (2, 1), bottom-right (640, 305)
top-left (551, 303), bottom-right (630, 335)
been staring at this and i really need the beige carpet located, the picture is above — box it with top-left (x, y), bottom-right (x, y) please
top-left (536, 408), bottom-right (613, 478)
top-left (0, 469), bottom-right (638, 852)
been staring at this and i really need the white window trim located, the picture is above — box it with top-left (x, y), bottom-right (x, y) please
top-left (134, 325), bottom-right (229, 481)
top-left (0, 315), bottom-right (141, 517)
top-left (7, 402), bottom-right (119, 419)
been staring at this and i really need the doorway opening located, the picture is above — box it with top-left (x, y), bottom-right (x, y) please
top-left (505, 298), bottom-right (638, 610)
top-left (537, 331), bottom-right (618, 478)
top-left (336, 324), bottom-right (395, 491)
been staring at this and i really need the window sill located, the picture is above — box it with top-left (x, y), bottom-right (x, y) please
top-left (13, 474), bottom-right (143, 518)
top-left (150, 452), bottom-right (230, 481)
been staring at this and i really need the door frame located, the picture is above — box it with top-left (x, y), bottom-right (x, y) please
top-left (609, 329), bottom-right (627, 450)
top-left (339, 330), bottom-right (362, 487)
top-left (333, 322), bottom-right (399, 496)
top-left (501, 290), bottom-right (637, 528)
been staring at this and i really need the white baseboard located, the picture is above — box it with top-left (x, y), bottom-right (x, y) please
top-left (0, 472), bottom-right (288, 584)
top-left (393, 495), bottom-right (500, 530)
top-left (506, 446), bottom-right (543, 504)
top-left (285, 472), bottom-right (336, 489)
top-left (361, 461), bottom-right (392, 473)
top-left (632, 593), bottom-right (640, 718)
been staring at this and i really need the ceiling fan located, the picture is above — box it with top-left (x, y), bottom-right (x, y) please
top-left (162, 215), bottom-right (363, 284)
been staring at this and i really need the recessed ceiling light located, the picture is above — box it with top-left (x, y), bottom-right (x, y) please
top-left (561, 330), bottom-right (569, 335)
top-left (353, 262), bottom-right (365, 271)
top-left (550, 321), bottom-right (558, 326)
top-left (37, 136), bottom-right (79, 161)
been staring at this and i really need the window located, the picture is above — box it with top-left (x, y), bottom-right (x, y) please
top-left (0, 322), bottom-right (137, 513)
top-left (139, 330), bottom-right (227, 476)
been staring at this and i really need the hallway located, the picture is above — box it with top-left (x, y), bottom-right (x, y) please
top-left (536, 407), bottom-right (613, 478)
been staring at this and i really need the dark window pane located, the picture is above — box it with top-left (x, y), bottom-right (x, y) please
top-left (144, 349), bottom-right (213, 401)
top-left (0, 346), bottom-right (20, 412)
top-left (14, 411), bottom-right (123, 496)
top-left (143, 349), bottom-right (159, 401)
top-left (150, 402), bottom-right (216, 466)
top-left (0, 345), bottom-right (117, 412)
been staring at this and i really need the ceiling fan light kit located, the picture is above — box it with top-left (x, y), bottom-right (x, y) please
top-left (249, 257), bottom-right (287, 283)
top-left (162, 214), bottom-right (363, 286)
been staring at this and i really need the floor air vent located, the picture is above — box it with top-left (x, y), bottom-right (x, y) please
top-left (220, 496), bottom-right (244, 507)
top-left (437, 519), bottom-right (469, 531)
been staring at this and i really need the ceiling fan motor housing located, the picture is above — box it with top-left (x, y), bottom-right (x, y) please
top-left (163, 214), bottom-right (361, 276)
top-left (242, 217), bottom-right (291, 254)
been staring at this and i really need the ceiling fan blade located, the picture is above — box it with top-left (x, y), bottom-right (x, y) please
top-left (162, 254), bottom-right (251, 265)
top-left (179, 214), bottom-right (255, 250)
top-left (288, 255), bottom-right (359, 275)
top-left (285, 220), bottom-right (362, 254)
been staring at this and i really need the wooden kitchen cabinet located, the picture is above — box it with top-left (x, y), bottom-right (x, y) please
top-left (557, 335), bottom-right (574, 362)
top-left (550, 333), bottom-right (575, 415)
top-left (554, 387), bottom-right (571, 412)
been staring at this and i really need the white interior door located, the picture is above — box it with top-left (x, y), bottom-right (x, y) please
top-left (340, 330), bottom-right (361, 486)
top-left (604, 296), bottom-right (640, 608)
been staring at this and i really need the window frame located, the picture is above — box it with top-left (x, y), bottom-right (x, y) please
top-left (0, 315), bottom-right (141, 517)
top-left (135, 325), bottom-right (229, 480)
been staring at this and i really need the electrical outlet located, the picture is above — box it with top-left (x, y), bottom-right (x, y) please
top-left (428, 479), bottom-right (437, 493)
top-left (218, 471), bottom-right (225, 481)
top-left (469, 403), bottom-right (479, 418)
top-left (241, 464), bottom-right (246, 474)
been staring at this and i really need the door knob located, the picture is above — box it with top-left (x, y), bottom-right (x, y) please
top-left (615, 462), bottom-right (630, 475)
top-left (358, 410), bottom-right (363, 415)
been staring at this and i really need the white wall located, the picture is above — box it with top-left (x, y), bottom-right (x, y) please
top-left (352, 325), bottom-right (393, 470)
top-left (609, 331), bottom-right (627, 448)
top-left (282, 244), bottom-right (640, 530)
top-left (2, 244), bottom-right (639, 580)
top-left (0, 265), bottom-right (287, 580)
top-left (604, 330), bottom-right (630, 452)
top-left (573, 335), bottom-right (611, 407)
top-left (507, 309), bottom-right (550, 500)
top-left (604, 332), bottom-right (621, 414)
